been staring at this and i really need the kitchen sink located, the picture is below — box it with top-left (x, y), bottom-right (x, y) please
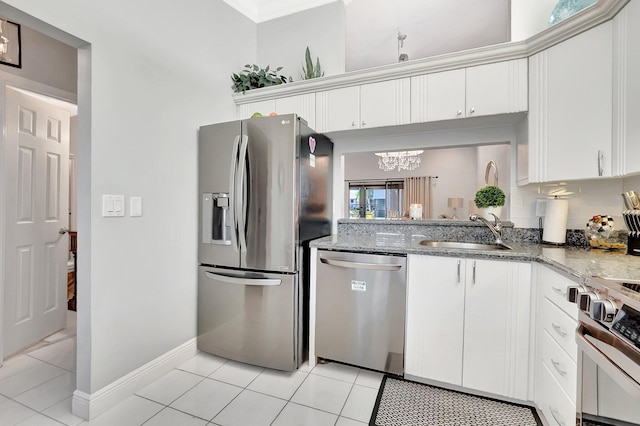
top-left (419, 241), bottom-right (512, 251)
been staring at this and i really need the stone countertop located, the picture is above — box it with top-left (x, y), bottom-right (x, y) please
top-left (311, 234), bottom-right (640, 283)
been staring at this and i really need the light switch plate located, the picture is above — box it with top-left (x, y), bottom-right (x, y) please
top-left (535, 199), bottom-right (546, 217)
top-left (103, 194), bottom-right (125, 217)
top-left (130, 196), bottom-right (143, 217)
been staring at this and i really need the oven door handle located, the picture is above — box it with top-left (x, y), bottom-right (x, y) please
top-left (576, 324), bottom-right (640, 399)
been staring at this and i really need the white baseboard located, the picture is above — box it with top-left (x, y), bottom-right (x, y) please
top-left (72, 338), bottom-right (197, 420)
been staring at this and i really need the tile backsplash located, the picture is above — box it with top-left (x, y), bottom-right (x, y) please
top-left (510, 175), bottom-right (640, 231)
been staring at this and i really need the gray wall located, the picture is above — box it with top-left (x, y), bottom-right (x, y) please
top-left (257, 2), bottom-right (346, 79)
top-left (0, 24), bottom-right (77, 94)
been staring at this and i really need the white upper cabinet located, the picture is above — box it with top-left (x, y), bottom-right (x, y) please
top-left (613, 0), bottom-right (640, 176)
top-left (528, 21), bottom-right (614, 182)
top-left (466, 60), bottom-right (528, 117)
top-left (410, 59), bottom-right (527, 124)
top-left (237, 94), bottom-right (316, 128)
top-left (276, 94), bottom-right (317, 129)
top-left (315, 86), bottom-right (360, 132)
top-left (237, 99), bottom-right (276, 119)
top-left (315, 79), bottom-right (411, 132)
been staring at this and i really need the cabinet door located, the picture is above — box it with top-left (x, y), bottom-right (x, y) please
top-left (462, 259), bottom-right (531, 399)
top-left (613, 0), bottom-right (640, 176)
top-left (466, 59), bottom-right (528, 117)
top-left (411, 69), bottom-right (465, 123)
top-left (405, 255), bottom-right (465, 385)
top-left (530, 22), bottom-right (613, 181)
top-left (237, 100), bottom-right (277, 119)
top-left (360, 79), bottom-right (410, 129)
top-left (315, 86), bottom-right (360, 132)
top-left (276, 94), bottom-right (316, 129)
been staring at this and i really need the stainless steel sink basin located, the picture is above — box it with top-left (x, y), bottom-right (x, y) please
top-left (419, 241), bottom-right (512, 251)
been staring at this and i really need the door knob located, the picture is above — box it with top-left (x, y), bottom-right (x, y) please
top-left (59, 227), bottom-right (69, 235)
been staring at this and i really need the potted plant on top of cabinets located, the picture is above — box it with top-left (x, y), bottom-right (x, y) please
top-left (301, 46), bottom-right (324, 80)
top-left (231, 64), bottom-right (292, 94)
top-left (474, 185), bottom-right (506, 220)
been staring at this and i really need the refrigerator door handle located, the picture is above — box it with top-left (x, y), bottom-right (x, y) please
top-left (236, 134), bottom-right (249, 254)
top-left (229, 135), bottom-right (241, 252)
top-left (204, 271), bottom-right (282, 286)
top-left (320, 257), bottom-right (403, 271)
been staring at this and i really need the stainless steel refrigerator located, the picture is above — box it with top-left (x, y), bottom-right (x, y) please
top-left (197, 114), bottom-right (333, 371)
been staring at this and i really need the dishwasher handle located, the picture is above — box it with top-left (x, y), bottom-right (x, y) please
top-left (320, 257), bottom-right (402, 271)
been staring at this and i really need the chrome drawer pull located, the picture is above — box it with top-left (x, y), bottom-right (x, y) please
top-left (551, 323), bottom-right (567, 338)
top-left (552, 286), bottom-right (567, 297)
top-left (550, 407), bottom-right (565, 426)
top-left (550, 358), bottom-right (567, 376)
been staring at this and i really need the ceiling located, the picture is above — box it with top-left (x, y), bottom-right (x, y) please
top-left (222, 0), bottom-right (347, 23)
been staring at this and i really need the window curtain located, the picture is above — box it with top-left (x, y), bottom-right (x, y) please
top-left (403, 176), bottom-right (431, 219)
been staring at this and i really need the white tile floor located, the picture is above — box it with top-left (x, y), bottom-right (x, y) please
top-left (0, 312), bottom-right (382, 425)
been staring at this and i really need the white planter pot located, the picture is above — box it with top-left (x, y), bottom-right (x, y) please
top-left (481, 206), bottom-right (503, 220)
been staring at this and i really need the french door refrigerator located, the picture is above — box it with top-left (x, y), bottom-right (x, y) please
top-left (198, 114), bottom-right (333, 371)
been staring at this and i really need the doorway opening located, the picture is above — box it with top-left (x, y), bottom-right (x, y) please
top-left (0, 6), bottom-right (90, 417)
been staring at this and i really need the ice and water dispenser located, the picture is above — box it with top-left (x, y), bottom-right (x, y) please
top-left (202, 193), bottom-right (231, 245)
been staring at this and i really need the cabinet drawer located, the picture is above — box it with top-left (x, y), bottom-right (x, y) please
top-left (537, 361), bottom-right (576, 426)
top-left (541, 297), bottom-right (578, 362)
top-left (541, 329), bottom-right (577, 402)
top-left (539, 266), bottom-right (579, 317)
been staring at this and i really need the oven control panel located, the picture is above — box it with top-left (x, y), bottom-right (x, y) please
top-left (611, 304), bottom-right (640, 349)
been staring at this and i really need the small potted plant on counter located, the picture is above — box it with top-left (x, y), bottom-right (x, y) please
top-left (474, 185), bottom-right (505, 220)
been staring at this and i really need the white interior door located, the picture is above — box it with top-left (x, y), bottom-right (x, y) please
top-left (3, 86), bottom-right (70, 358)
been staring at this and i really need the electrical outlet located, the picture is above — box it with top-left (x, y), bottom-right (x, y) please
top-left (535, 199), bottom-right (547, 217)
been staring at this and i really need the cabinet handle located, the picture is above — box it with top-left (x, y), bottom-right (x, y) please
top-left (456, 109), bottom-right (462, 116)
top-left (351, 121), bottom-right (356, 127)
top-left (550, 358), bottom-right (567, 376)
top-left (457, 260), bottom-right (461, 283)
top-left (361, 121), bottom-right (367, 126)
top-left (469, 107), bottom-right (475, 114)
top-left (472, 261), bottom-right (476, 285)
top-left (552, 286), bottom-right (566, 298)
top-left (551, 323), bottom-right (567, 338)
top-left (549, 407), bottom-right (565, 426)
top-left (597, 150), bottom-right (604, 176)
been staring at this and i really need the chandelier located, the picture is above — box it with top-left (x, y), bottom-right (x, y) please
top-left (375, 150), bottom-right (423, 172)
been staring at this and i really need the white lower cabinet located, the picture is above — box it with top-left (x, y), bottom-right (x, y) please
top-left (405, 255), bottom-right (532, 400)
top-left (537, 361), bottom-right (576, 426)
top-left (533, 264), bottom-right (579, 426)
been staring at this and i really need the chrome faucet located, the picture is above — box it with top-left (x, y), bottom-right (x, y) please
top-left (469, 213), bottom-right (505, 245)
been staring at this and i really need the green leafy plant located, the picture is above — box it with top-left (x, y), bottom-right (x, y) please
top-left (231, 64), bottom-right (291, 94)
top-left (474, 185), bottom-right (506, 208)
top-left (301, 47), bottom-right (324, 80)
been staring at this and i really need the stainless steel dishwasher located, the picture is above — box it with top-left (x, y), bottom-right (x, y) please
top-left (316, 250), bottom-right (406, 375)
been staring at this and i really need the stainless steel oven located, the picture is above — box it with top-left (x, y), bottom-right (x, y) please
top-left (568, 278), bottom-right (640, 426)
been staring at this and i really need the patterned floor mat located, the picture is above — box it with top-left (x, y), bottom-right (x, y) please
top-left (370, 376), bottom-right (542, 426)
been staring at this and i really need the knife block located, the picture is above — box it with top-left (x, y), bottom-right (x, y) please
top-left (628, 235), bottom-right (640, 256)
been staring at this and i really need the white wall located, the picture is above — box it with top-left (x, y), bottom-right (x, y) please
top-left (345, 0), bottom-right (510, 71)
top-left (257, 2), bottom-right (346, 79)
top-left (0, 0), bottom-right (257, 410)
top-left (511, 0), bottom-right (558, 41)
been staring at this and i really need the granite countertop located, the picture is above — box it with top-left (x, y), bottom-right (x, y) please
top-left (311, 233), bottom-right (640, 282)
